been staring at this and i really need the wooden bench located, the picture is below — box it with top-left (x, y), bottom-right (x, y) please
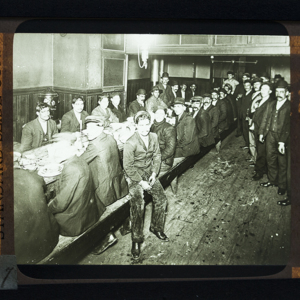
top-left (39, 121), bottom-right (237, 265)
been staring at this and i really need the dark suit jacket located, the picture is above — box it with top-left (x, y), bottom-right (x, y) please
top-left (110, 104), bottom-right (127, 123)
top-left (14, 169), bottom-right (60, 264)
top-left (123, 132), bottom-right (161, 182)
top-left (157, 83), bottom-right (173, 107)
top-left (205, 104), bottom-right (220, 139)
top-left (176, 89), bottom-right (188, 101)
top-left (48, 155), bottom-right (99, 237)
top-left (215, 99), bottom-right (228, 131)
top-left (241, 91), bottom-right (254, 119)
top-left (81, 132), bottom-right (129, 207)
top-left (224, 97), bottom-right (234, 126)
top-left (258, 100), bottom-right (290, 144)
top-left (151, 119), bottom-right (176, 166)
top-left (252, 97), bottom-right (272, 136)
top-left (194, 108), bottom-right (215, 147)
top-left (21, 118), bottom-right (58, 152)
top-left (186, 89), bottom-right (201, 102)
top-left (61, 109), bottom-right (89, 132)
top-left (175, 111), bottom-right (200, 158)
top-left (128, 100), bottom-right (147, 117)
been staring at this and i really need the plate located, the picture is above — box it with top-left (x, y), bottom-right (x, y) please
top-left (38, 164), bottom-right (64, 177)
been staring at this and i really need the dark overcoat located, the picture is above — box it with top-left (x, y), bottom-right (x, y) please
top-left (174, 111), bottom-right (200, 158)
top-left (194, 108), bottom-right (215, 147)
top-left (48, 155), bottom-right (100, 237)
top-left (61, 109), bottom-right (89, 132)
top-left (205, 104), bottom-right (220, 139)
top-left (81, 132), bottom-right (129, 207)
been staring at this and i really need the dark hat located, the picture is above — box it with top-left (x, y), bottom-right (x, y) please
top-left (170, 80), bottom-right (179, 86)
top-left (173, 97), bottom-right (185, 105)
top-left (243, 73), bottom-right (250, 78)
top-left (181, 82), bottom-right (188, 86)
top-left (252, 77), bottom-right (263, 84)
top-left (274, 74), bottom-right (282, 79)
top-left (134, 111), bottom-right (151, 124)
top-left (260, 72), bottom-right (269, 79)
top-left (202, 93), bottom-right (211, 98)
top-left (84, 115), bottom-right (108, 127)
top-left (212, 82), bottom-right (220, 89)
top-left (211, 90), bottom-right (219, 95)
top-left (191, 96), bottom-right (203, 102)
top-left (227, 70), bottom-right (234, 75)
top-left (151, 85), bottom-right (161, 92)
top-left (261, 82), bottom-right (273, 90)
top-left (161, 72), bottom-right (169, 78)
top-left (219, 88), bottom-right (227, 94)
top-left (136, 88), bottom-right (147, 95)
top-left (276, 80), bottom-right (288, 89)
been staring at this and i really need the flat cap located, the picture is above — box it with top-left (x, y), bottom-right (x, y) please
top-left (252, 77), bottom-right (263, 83)
top-left (84, 115), bottom-right (108, 126)
top-left (151, 85), bottom-right (161, 92)
top-left (202, 93), bottom-right (212, 98)
top-left (191, 96), bottom-right (203, 102)
top-left (173, 97), bottom-right (185, 105)
top-left (136, 88), bottom-right (147, 95)
top-left (134, 111), bottom-right (151, 124)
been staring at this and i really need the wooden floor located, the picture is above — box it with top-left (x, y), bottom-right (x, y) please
top-left (78, 133), bottom-right (291, 266)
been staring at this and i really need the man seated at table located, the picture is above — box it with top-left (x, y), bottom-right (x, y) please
top-left (150, 107), bottom-right (176, 176)
top-left (128, 89), bottom-right (147, 117)
top-left (171, 97), bottom-right (200, 194)
top-left (61, 96), bottom-right (89, 132)
top-left (14, 169), bottom-right (60, 264)
top-left (145, 86), bottom-right (168, 119)
top-left (47, 136), bottom-right (100, 237)
top-left (123, 111), bottom-right (169, 259)
top-left (92, 95), bottom-right (119, 123)
top-left (20, 102), bottom-right (58, 152)
top-left (191, 96), bottom-right (215, 148)
top-left (109, 92), bottom-right (127, 123)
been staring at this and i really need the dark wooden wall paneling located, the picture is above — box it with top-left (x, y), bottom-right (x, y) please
top-left (13, 87), bottom-right (102, 143)
top-left (127, 79), bottom-right (152, 104)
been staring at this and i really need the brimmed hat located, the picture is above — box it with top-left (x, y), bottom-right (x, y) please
top-left (134, 111), bottom-right (151, 124)
top-left (243, 73), bottom-right (250, 78)
top-left (276, 80), bottom-right (288, 89)
top-left (161, 72), bottom-right (169, 78)
top-left (170, 80), bottom-right (179, 86)
top-left (191, 96), bottom-right (203, 102)
top-left (85, 115), bottom-right (109, 127)
top-left (261, 82), bottom-right (273, 90)
top-left (202, 93), bottom-right (211, 98)
top-left (227, 70), bottom-right (234, 75)
top-left (136, 88), bottom-right (147, 95)
top-left (252, 77), bottom-right (263, 84)
top-left (173, 97), bottom-right (185, 105)
top-left (260, 72), bottom-right (269, 79)
top-left (219, 88), bottom-right (227, 94)
top-left (274, 74), bottom-right (282, 79)
top-left (151, 85), bottom-right (161, 92)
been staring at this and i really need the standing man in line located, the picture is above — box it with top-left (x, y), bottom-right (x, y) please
top-left (191, 96), bottom-right (215, 148)
top-left (123, 111), bottom-right (169, 260)
top-left (128, 89), bottom-right (147, 117)
top-left (252, 82), bottom-right (273, 181)
top-left (259, 80), bottom-right (290, 196)
top-left (186, 83), bottom-right (200, 102)
top-left (240, 80), bottom-right (253, 150)
top-left (157, 72), bottom-right (173, 107)
top-left (169, 80), bottom-right (179, 106)
top-left (177, 82), bottom-right (188, 100)
top-left (171, 97), bottom-right (200, 194)
top-left (61, 96), bottom-right (89, 133)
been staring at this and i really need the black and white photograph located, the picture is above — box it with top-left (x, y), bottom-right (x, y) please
top-left (12, 33), bottom-right (291, 267)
